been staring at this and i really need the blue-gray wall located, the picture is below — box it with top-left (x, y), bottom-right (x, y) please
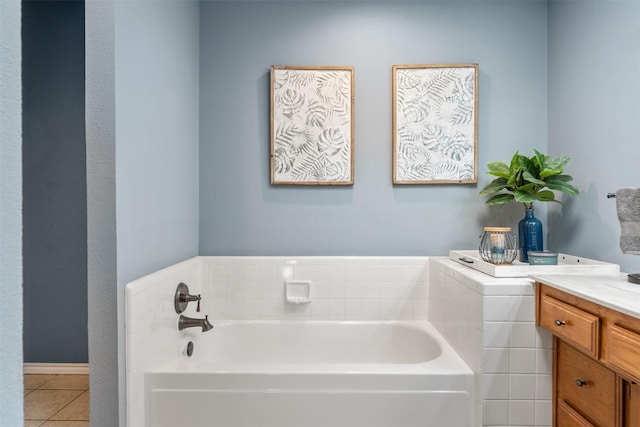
top-left (114, 2), bottom-right (201, 419)
top-left (86, 0), bottom-right (118, 423)
top-left (87, 1), bottom-right (201, 424)
top-left (80, 1), bottom-right (640, 426)
top-left (115, 0), bottom-right (200, 283)
top-left (0, 0), bottom-right (23, 424)
top-left (547, 0), bottom-right (640, 274)
top-left (199, 1), bottom-right (548, 256)
top-left (22, 0), bottom-right (87, 364)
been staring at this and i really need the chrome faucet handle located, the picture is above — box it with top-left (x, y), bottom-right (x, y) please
top-left (174, 283), bottom-right (203, 314)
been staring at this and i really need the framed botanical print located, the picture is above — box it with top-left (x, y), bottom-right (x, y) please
top-left (271, 66), bottom-right (354, 185)
top-left (392, 64), bottom-right (478, 184)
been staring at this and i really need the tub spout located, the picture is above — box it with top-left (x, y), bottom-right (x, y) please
top-left (178, 314), bottom-right (214, 332)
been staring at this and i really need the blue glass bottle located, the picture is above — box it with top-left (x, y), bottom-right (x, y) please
top-left (518, 209), bottom-right (543, 263)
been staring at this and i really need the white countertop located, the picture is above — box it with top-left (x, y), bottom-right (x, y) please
top-left (530, 273), bottom-right (640, 319)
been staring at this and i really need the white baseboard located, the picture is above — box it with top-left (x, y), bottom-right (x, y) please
top-left (23, 363), bottom-right (89, 375)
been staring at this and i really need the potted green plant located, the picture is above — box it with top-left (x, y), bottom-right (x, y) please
top-left (479, 149), bottom-right (579, 262)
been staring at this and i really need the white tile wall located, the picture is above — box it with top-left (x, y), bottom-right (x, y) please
top-left (201, 256), bottom-right (430, 321)
top-left (429, 257), bottom-right (485, 426)
top-left (429, 257), bottom-right (552, 427)
top-left (124, 257), bottom-right (203, 427)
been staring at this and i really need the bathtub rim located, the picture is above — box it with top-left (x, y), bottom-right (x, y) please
top-left (151, 320), bottom-right (473, 375)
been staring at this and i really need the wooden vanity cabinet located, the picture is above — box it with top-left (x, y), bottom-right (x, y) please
top-left (624, 380), bottom-right (640, 426)
top-left (536, 282), bottom-right (640, 427)
top-left (556, 399), bottom-right (597, 427)
top-left (556, 339), bottom-right (616, 427)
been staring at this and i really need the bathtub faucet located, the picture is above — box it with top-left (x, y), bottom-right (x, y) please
top-left (178, 314), bottom-right (214, 332)
top-left (174, 282), bottom-right (202, 313)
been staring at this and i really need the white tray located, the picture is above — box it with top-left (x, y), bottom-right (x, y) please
top-left (449, 250), bottom-right (620, 278)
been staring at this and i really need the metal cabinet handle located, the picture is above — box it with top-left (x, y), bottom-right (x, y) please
top-left (575, 379), bottom-right (587, 387)
top-left (554, 320), bottom-right (566, 326)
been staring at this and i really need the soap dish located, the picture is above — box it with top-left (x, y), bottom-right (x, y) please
top-left (285, 280), bottom-right (311, 304)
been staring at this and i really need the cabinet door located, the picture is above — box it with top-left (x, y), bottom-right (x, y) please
top-left (607, 324), bottom-right (640, 383)
top-left (625, 380), bottom-right (640, 427)
top-left (557, 340), bottom-right (616, 427)
top-left (557, 400), bottom-right (596, 427)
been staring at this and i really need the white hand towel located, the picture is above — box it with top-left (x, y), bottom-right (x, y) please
top-left (616, 188), bottom-right (640, 254)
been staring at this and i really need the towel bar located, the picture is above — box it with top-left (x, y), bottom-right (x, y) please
top-left (607, 193), bottom-right (616, 198)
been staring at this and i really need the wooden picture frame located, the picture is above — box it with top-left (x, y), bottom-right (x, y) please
top-left (271, 66), bottom-right (355, 185)
top-left (392, 64), bottom-right (478, 184)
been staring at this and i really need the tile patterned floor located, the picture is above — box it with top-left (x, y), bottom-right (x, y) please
top-left (23, 374), bottom-right (89, 427)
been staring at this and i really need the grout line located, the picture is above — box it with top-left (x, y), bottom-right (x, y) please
top-left (49, 390), bottom-right (89, 422)
top-left (35, 375), bottom-right (55, 390)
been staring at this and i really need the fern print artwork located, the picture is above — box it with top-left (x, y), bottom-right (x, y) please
top-left (392, 64), bottom-right (478, 184)
top-left (271, 66), bottom-right (354, 185)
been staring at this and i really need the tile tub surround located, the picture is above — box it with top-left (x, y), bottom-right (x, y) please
top-left (127, 255), bottom-right (560, 427)
top-left (125, 256), bottom-right (429, 427)
top-left (430, 258), bottom-right (553, 427)
top-left (201, 256), bottom-right (430, 321)
top-left (125, 256), bottom-right (202, 427)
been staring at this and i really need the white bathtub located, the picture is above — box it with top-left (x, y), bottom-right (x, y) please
top-left (145, 321), bottom-right (473, 427)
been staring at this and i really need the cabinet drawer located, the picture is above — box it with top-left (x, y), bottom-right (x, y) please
top-left (606, 323), bottom-right (640, 382)
top-left (557, 400), bottom-right (595, 427)
top-left (540, 294), bottom-right (599, 357)
top-left (557, 340), bottom-right (615, 427)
